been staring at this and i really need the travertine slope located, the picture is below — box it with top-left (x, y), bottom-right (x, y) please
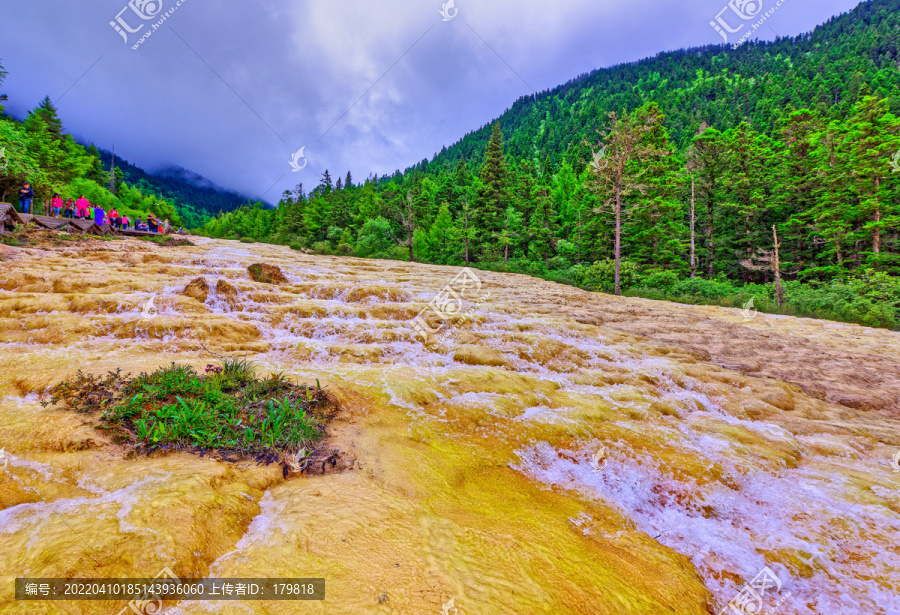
top-left (0, 237), bottom-right (897, 614)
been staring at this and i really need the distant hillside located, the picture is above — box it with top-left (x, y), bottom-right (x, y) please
top-left (95, 149), bottom-right (260, 228)
top-left (405, 0), bottom-right (900, 176)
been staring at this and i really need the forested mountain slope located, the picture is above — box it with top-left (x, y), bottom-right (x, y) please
top-left (415, 0), bottom-right (900, 175)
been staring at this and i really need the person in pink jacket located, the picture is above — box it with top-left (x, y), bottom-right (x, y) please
top-left (75, 195), bottom-right (90, 219)
top-left (50, 193), bottom-right (63, 218)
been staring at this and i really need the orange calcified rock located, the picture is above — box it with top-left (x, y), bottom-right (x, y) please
top-left (0, 235), bottom-right (897, 615)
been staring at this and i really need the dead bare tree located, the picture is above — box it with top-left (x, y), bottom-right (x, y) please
top-left (690, 175), bottom-right (697, 278)
top-left (740, 225), bottom-right (786, 308)
top-left (461, 197), bottom-right (473, 266)
top-left (384, 191), bottom-right (416, 263)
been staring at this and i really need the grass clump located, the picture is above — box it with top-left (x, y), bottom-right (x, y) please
top-left (0, 234), bottom-right (25, 247)
top-left (44, 362), bottom-right (334, 459)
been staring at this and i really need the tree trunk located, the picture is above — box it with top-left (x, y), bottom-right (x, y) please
top-left (504, 208), bottom-right (509, 266)
top-left (614, 192), bottom-right (622, 296)
top-left (463, 200), bottom-right (470, 266)
top-left (773, 225), bottom-right (784, 309)
top-left (872, 176), bottom-right (881, 255)
top-left (402, 192), bottom-right (415, 263)
top-left (110, 146), bottom-right (117, 195)
top-left (690, 177), bottom-right (696, 278)
top-left (576, 210), bottom-right (583, 264)
top-left (835, 237), bottom-right (843, 268)
top-left (706, 200), bottom-right (714, 278)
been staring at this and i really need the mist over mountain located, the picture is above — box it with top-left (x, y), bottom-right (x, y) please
top-left (94, 149), bottom-right (266, 226)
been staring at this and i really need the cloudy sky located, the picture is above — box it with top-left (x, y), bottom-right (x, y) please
top-left (1, 0), bottom-right (861, 201)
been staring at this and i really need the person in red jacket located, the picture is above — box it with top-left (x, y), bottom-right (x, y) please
top-left (50, 193), bottom-right (63, 218)
top-left (108, 207), bottom-right (120, 229)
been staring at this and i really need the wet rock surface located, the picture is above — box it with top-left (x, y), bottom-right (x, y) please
top-left (248, 263), bottom-right (288, 284)
top-left (182, 276), bottom-right (209, 303)
top-left (0, 237), bottom-right (897, 614)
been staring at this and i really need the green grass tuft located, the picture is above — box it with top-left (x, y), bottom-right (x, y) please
top-left (44, 362), bottom-right (333, 457)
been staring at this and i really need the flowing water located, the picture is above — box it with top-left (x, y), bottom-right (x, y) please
top-left (0, 237), bottom-right (898, 614)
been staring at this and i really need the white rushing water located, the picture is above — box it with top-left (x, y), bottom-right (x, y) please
top-left (20, 242), bottom-right (896, 614)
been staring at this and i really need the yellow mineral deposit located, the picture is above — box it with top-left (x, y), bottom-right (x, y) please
top-left (0, 236), bottom-right (898, 614)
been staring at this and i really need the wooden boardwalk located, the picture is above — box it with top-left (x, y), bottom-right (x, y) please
top-left (0, 203), bottom-right (171, 237)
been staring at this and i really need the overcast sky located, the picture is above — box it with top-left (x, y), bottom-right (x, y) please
top-left (0, 0), bottom-right (861, 201)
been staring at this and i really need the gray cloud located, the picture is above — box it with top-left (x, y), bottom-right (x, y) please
top-left (0, 0), bottom-right (861, 201)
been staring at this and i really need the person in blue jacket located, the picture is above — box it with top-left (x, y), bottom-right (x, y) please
top-left (94, 204), bottom-right (106, 226)
top-left (18, 183), bottom-right (34, 214)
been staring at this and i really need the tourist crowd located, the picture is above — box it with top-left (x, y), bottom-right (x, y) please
top-left (17, 182), bottom-right (167, 233)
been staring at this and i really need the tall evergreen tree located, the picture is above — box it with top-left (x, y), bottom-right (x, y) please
top-left (689, 128), bottom-right (729, 277)
top-left (589, 105), bottom-right (672, 294)
top-left (476, 122), bottom-right (508, 259)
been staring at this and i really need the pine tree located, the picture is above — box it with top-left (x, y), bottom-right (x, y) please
top-left (318, 170), bottom-right (333, 195)
top-left (588, 105), bottom-right (672, 294)
top-left (626, 104), bottom-right (682, 272)
top-left (845, 95), bottom-right (900, 262)
top-left (495, 205), bottom-right (523, 265)
top-left (723, 122), bottom-right (773, 280)
top-left (689, 127), bottom-right (729, 277)
top-left (528, 186), bottom-right (556, 268)
top-left (428, 203), bottom-right (457, 264)
top-left (28, 96), bottom-right (63, 141)
top-left (476, 122), bottom-right (508, 258)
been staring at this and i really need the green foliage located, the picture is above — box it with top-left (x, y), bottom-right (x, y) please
top-left (581, 259), bottom-right (640, 293)
top-left (310, 240), bottom-right (332, 255)
top-left (220, 357), bottom-right (255, 385)
top-left (145, 3), bottom-right (900, 329)
top-left (625, 270), bottom-right (900, 330)
top-left (0, 108), bottom-right (189, 226)
top-left (355, 216), bottom-right (395, 258)
top-left (46, 362), bottom-right (331, 455)
top-left (0, 62), bottom-right (254, 228)
top-left (0, 234), bottom-right (24, 247)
